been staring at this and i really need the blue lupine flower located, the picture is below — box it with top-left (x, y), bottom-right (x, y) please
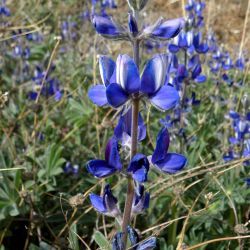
top-left (87, 137), bottom-right (122, 178)
top-left (132, 184), bottom-right (150, 215)
top-left (168, 30), bottom-right (193, 53)
top-left (88, 54), bottom-right (139, 108)
top-left (235, 57), bottom-right (245, 71)
top-left (228, 111), bottom-right (250, 143)
top-left (245, 178), bottom-right (250, 188)
top-left (193, 32), bottom-right (209, 54)
top-left (127, 154), bottom-right (149, 182)
top-left (0, 0), bottom-right (10, 17)
top-left (140, 54), bottom-right (180, 111)
top-left (89, 54), bottom-right (180, 111)
top-left (89, 184), bottom-right (121, 217)
top-left (112, 227), bottom-right (156, 250)
top-left (64, 161), bottom-right (79, 175)
top-left (29, 66), bottom-right (62, 101)
top-left (143, 17), bottom-right (184, 40)
top-left (243, 139), bottom-right (250, 166)
top-left (223, 150), bottom-right (235, 162)
top-left (223, 56), bottom-right (234, 70)
top-left (92, 14), bottom-right (127, 40)
top-left (114, 107), bottom-right (146, 146)
top-left (151, 127), bottom-right (187, 173)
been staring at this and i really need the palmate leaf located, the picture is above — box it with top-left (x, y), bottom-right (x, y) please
top-left (66, 98), bottom-right (93, 127)
top-left (37, 143), bottom-right (65, 179)
top-left (0, 173), bottom-right (21, 220)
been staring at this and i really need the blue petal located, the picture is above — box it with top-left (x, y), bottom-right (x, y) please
top-left (114, 109), bottom-right (146, 142)
top-left (86, 159), bottom-right (117, 178)
top-left (137, 237), bottom-right (157, 250)
top-left (178, 32), bottom-right (188, 48)
top-left (138, 112), bottom-right (147, 141)
top-left (168, 44), bottom-right (180, 53)
top-left (155, 153), bottom-right (187, 174)
top-left (152, 127), bottom-right (170, 164)
top-left (92, 15), bottom-right (121, 37)
top-left (99, 56), bottom-right (116, 86)
top-left (105, 137), bottom-right (122, 171)
top-left (89, 194), bottom-right (106, 213)
top-left (152, 18), bottom-right (184, 39)
top-left (116, 54), bottom-right (140, 94)
top-left (229, 110), bottom-right (240, 119)
top-left (141, 54), bottom-right (168, 94)
top-left (88, 84), bottom-right (108, 106)
top-left (106, 83), bottom-right (129, 108)
top-left (149, 84), bottom-right (180, 111)
top-left (132, 167), bottom-right (148, 182)
top-left (196, 44), bottom-right (209, 54)
top-left (195, 75), bottom-right (206, 83)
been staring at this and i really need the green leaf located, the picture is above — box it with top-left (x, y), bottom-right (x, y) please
top-left (93, 231), bottom-right (111, 250)
top-left (69, 223), bottom-right (79, 250)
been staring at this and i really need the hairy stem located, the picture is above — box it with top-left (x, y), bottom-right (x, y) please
top-left (122, 39), bottom-right (140, 249)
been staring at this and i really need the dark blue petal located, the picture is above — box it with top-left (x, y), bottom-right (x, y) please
top-left (128, 13), bottom-right (138, 35)
top-left (106, 83), bottom-right (129, 108)
top-left (141, 54), bottom-right (168, 94)
top-left (86, 159), bottom-right (117, 178)
top-left (103, 184), bottom-right (120, 215)
top-left (188, 55), bottom-right (199, 69)
top-left (149, 84), bottom-right (180, 111)
top-left (88, 84), bottom-right (108, 106)
top-left (127, 226), bottom-right (139, 246)
top-left (128, 154), bottom-right (150, 172)
top-left (99, 56), bottom-right (116, 86)
top-left (112, 232), bottom-right (124, 250)
top-left (192, 64), bottom-right (202, 79)
top-left (128, 154), bottom-right (149, 183)
top-left (152, 127), bottom-right (170, 164)
top-left (105, 137), bottom-right (122, 170)
top-left (132, 185), bottom-right (150, 214)
top-left (223, 151), bottom-right (234, 162)
top-left (155, 153), bottom-right (187, 174)
top-left (89, 194), bottom-right (107, 213)
top-left (116, 54), bottom-right (140, 94)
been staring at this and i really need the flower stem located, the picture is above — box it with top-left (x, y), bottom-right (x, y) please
top-left (121, 39), bottom-right (140, 249)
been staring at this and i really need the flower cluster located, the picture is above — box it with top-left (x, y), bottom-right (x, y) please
top-left (223, 110), bottom-right (250, 166)
top-left (85, 0), bottom-right (187, 248)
